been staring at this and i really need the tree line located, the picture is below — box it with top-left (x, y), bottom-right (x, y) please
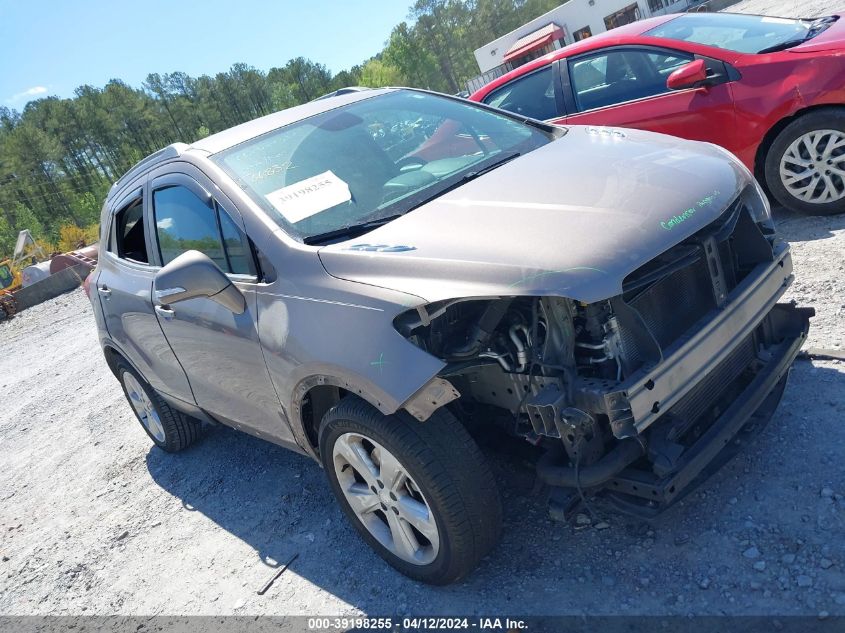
top-left (0, 0), bottom-right (560, 257)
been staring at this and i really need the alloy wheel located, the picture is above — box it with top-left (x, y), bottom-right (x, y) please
top-left (779, 129), bottom-right (845, 204)
top-left (122, 372), bottom-right (166, 443)
top-left (332, 432), bottom-right (440, 565)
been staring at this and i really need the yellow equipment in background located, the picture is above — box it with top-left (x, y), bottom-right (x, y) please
top-left (0, 230), bottom-right (47, 296)
top-left (0, 260), bottom-right (21, 293)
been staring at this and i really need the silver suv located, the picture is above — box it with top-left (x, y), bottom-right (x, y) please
top-left (89, 88), bottom-right (811, 584)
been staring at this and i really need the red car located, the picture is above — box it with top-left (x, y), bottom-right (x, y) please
top-left (470, 11), bottom-right (845, 215)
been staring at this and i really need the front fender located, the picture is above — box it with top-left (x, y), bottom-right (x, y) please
top-left (255, 273), bottom-right (448, 456)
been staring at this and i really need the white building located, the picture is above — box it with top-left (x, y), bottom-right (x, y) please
top-left (469, 0), bottom-right (695, 92)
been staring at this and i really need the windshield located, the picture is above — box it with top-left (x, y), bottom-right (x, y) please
top-left (212, 90), bottom-right (554, 242)
top-left (645, 13), bottom-right (835, 54)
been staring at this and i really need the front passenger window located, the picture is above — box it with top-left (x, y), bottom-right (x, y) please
top-left (569, 49), bottom-right (693, 112)
top-left (153, 185), bottom-right (252, 275)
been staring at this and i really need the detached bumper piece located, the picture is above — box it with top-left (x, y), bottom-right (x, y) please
top-left (539, 302), bottom-right (811, 519)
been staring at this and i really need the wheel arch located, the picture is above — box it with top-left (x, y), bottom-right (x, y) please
top-left (290, 370), bottom-right (459, 461)
top-left (101, 340), bottom-right (213, 425)
top-left (102, 342), bottom-right (135, 379)
top-left (290, 373), bottom-right (395, 461)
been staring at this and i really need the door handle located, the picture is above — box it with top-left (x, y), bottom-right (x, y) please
top-left (97, 286), bottom-right (111, 298)
top-left (154, 305), bottom-right (175, 320)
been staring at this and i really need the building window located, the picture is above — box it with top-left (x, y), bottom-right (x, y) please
top-left (604, 3), bottom-right (641, 30)
top-left (573, 26), bottom-right (593, 41)
top-left (648, 0), bottom-right (669, 11)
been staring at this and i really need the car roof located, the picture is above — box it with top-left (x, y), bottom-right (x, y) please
top-left (189, 87), bottom-right (396, 155)
top-left (470, 14), bottom-right (679, 99)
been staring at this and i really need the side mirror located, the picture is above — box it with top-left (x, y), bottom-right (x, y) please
top-left (154, 250), bottom-right (246, 314)
top-left (666, 59), bottom-right (708, 91)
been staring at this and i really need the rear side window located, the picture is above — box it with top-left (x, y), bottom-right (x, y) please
top-left (112, 198), bottom-right (148, 264)
top-left (482, 66), bottom-right (560, 121)
top-left (153, 185), bottom-right (252, 275)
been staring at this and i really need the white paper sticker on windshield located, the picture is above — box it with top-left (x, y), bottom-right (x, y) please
top-left (265, 170), bottom-right (351, 223)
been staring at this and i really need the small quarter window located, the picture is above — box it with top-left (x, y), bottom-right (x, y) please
top-left (219, 207), bottom-right (253, 275)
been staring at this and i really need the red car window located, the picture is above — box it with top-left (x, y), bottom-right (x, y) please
top-left (482, 66), bottom-right (561, 121)
top-left (569, 48), bottom-right (692, 112)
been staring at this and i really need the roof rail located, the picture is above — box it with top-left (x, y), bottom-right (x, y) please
top-left (109, 142), bottom-right (189, 196)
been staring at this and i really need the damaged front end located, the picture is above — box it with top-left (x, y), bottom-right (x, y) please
top-left (394, 190), bottom-right (812, 521)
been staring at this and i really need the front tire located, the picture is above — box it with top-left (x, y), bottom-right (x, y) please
top-left (117, 360), bottom-right (200, 453)
top-left (319, 397), bottom-right (501, 584)
top-left (764, 109), bottom-right (845, 216)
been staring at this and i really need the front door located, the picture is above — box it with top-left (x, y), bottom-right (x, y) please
top-left (147, 166), bottom-right (296, 446)
top-left (561, 46), bottom-right (737, 151)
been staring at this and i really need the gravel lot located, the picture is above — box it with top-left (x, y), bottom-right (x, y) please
top-left (2, 0), bottom-right (844, 620)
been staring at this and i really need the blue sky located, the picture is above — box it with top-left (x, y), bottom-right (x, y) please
top-left (0, 0), bottom-right (412, 109)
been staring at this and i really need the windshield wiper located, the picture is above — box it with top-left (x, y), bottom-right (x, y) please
top-left (303, 215), bottom-right (402, 246)
top-left (402, 151), bottom-right (522, 214)
top-left (757, 17), bottom-right (836, 53)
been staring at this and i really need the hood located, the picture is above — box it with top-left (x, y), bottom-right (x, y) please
top-left (788, 14), bottom-right (845, 53)
top-left (318, 126), bottom-right (749, 304)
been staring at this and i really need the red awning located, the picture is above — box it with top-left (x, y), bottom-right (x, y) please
top-left (502, 23), bottom-right (564, 62)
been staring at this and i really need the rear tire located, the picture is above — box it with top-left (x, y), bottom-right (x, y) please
top-left (116, 360), bottom-right (200, 453)
top-left (319, 397), bottom-right (501, 584)
top-left (764, 108), bottom-right (845, 216)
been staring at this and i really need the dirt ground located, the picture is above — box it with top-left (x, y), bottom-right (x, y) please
top-left (2, 0), bottom-right (845, 620)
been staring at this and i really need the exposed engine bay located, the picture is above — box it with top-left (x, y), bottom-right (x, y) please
top-left (395, 196), bottom-right (813, 520)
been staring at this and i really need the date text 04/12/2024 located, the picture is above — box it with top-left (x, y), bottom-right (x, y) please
top-left (306, 617), bottom-right (528, 630)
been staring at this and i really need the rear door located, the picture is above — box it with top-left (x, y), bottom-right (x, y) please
top-left (561, 45), bottom-right (737, 150)
top-left (147, 164), bottom-right (294, 445)
top-left (96, 184), bottom-right (194, 403)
